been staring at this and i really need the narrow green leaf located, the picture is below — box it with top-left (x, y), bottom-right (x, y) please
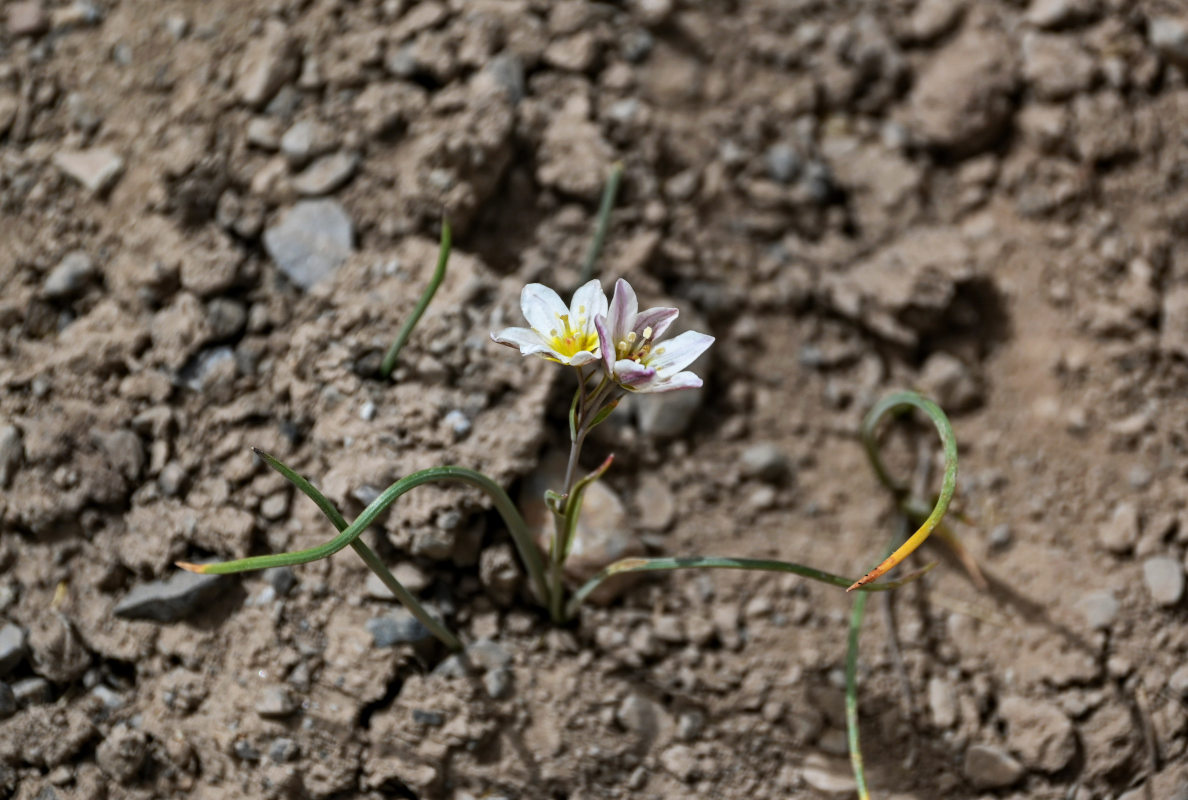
top-left (381, 219), bottom-right (452, 379)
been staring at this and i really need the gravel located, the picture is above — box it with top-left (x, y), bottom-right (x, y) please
top-left (1142, 556), bottom-right (1184, 606)
top-left (963, 743), bottom-right (1025, 789)
top-left (43, 251), bottom-right (96, 299)
top-left (262, 199), bottom-right (355, 290)
top-left (113, 570), bottom-right (228, 622)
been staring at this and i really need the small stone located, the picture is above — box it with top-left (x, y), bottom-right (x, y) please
top-left (483, 666), bottom-right (512, 699)
top-left (43, 251), bottom-right (95, 299)
top-left (163, 13), bottom-right (189, 40)
top-left (0, 624), bottom-right (25, 676)
top-left (1161, 286), bottom-right (1188, 356)
top-left (95, 724), bottom-right (147, 784)
top-left (988, 523), bottom-right (1012, 549)
top-left (264, 566), bottom-right (297, 596)
top-left (279, 120), bottom-right (338, 166)
top-left (292, 152), bottom-right (359, 197)
top-left (928, 676), bottom-right (958, 729)
top-left (616, 692), bottom-right (658, 735)
top-left (1026, 0), bottom-right (1096, 29)
top-left (464, 638), bottom-right (512, 671)
top-left (963, 744), bottom-right (1024, 790)
top-left (1099, 501), bottom-right (1140, 554)
top-left (632, 0), bottom-right (673, 26)
top-left (1077, 589), bottom-right (1119, 630)
top-left (799, 757), bottom-right (857, 797)
top-left (999, 695), bottom-right (1076, 772)
top-left (233, 740), bottom-right (261, 761)
top-left (206, 298), bottom-right (247, 341)
top-left (1150, 17), bottom-right (1188, 69)
top-left (1167, 664), bottom-right (1188, 697)
top-left (12, 676), bottom-right (51, 706)
top-left (660, 744), bottom-right (696, 781)
top-left (0, 682), bottom-right (14, 719)
top-left (263, 199), bottom-right (354, 290)
top-left (255, 685), bottom-right (297, 719)
top-left (1022, 32), bottom-right (1096, 101)
top-left (53, 148), bottom-right (125, 194)
top-left (479, 543), bottom-right (522, 607)
top-left (246, 117), bottom-right (282, 150)
top-left (0, 425), bottom-right (21, 488)
top-left (90, 685), bottom-right (124, 713)
top-left (1143, 556), bottom-right (1185, 606)
top-left (259, 491), bottom-right (290, 521)
top-left (633, 473), bottom-right (676, 532)
top-left (28, 615), bottom-right (90, 684)
top-left (765, 143), bottom-right (801, 184)
top-left (359, 401), bottom-right (376, 421)
top-left (739, 442), bottom-right (793, 484)
top-left (269, 737), bottom-right (299, 763)
top-left (113, 570), bottom-right (228, 622)
top-left (918, 352), bottom-right (982, 412)
top-left (366, 610), bottom-right (430, 647)
top-left (908, 0), bottom-right (963, 42)
top-left (712, 604), bottom-right (742, 651)
top-left (157, 462), bottom-right (187, 497)
top-left (675, 710), bottom-right (704, 741)
top-left (236, 21), bottom-right (300, 108)
top-left (98, 429), bottom-right (145, 482)
top-left (442, 409), bottom-right (471, 439)
top-left (7, 1), bottom-right (48, 36)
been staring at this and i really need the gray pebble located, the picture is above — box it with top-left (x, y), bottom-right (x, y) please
top-left (616, 692), bottom-right (658, 734)
top-left (90, 684), bottom-right (125, 713)
top-left (1099, 501), bottom-right (1140, 554)
top-left (442, 409), bottom-right (471, 439)
top-left (483, 666), bottom-right (512, 699)
top-left (53, 147), bottom-right (125, 194)
top-left (0, 424), bottom-right (22, 488)
top-left (292, 151), bottom-right (359, 197)
top-left (113, 570), bottom-right (228, 622)
top-left (359, 400), bottom-right (377, 421)
top-left (963, 743), bottom-right (1024, 790)
top-left (163, 13), bottom-right (189, 40)
top-left (0, 623), bottom-right (26, 676)
top-left (412, 708), bottom-right (444, 726)
top-left (765, 143), bottom-right (801, 184)
top-left (1143, 556), bottom-right (1184, 606)
top-left (1077, 589), bottom-right (1119, 630)
top-left (675, 709), bottom-right (704, 741)
top-left (157, 461), bottom-right (187, 497)
top-left (206, 298), bottom-right (247, 341)
top-left (366, 609), bottom-right (430, 647)
top-left (739, 442), bottom-right (792, 484)
top-left (1150, 17), bottom-right (1188, 68)
top-left (1168, 664), bottom-right (1188, 697)
top-left (233, 739), bottom-right (261, 761)
top-left (43, 251), bottom-right (95, 299)
top-left (255, 685), bottom-right (297, 719)
top-left (988, 523), bottom-right (1012, 549)
top-left (263, 199), bottom-right (354, 291)
top-left (279, 119), bottom-right (336, 167)
top-left (180, 346), bottom-right (236, 393)
top-left (12, 676), bottom-right (50, 706)
top-left (465, 638), bottom-right (512, 671)
top-left (269, 737), bottom-right (299, 763)
top-left (621, 29), bottom-right (654, 63)
top-left (0, 682), bottom-right (14, 719)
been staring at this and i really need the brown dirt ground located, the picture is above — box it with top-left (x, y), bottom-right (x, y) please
top-left (3, 1), bottom-right (1188, 798)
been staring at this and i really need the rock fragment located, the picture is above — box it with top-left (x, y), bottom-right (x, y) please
top-left (0, 425), bottom-right (22, 488)
top-left (236, 21), bottom-right (300, 108)
top-left (113, 571), bottom-right (228, 622)
top-left (7, 1), bottom-right (48, 36)
top-left (1077, 589), bottom-right (1119, 630)
top-left (53, 148), bottom-right (125, 194)
top-left (999, 695), bottom-right (1076, 773)
top-left (292, 151), bottom-right (359, 196)
top-left (43, 251), bottom-right (96, 299)
top-left (964, 743), bottom-right (1025, 789)
top-left (1150, 17), bottom-right (1188, 68)
top-left (1143, 556), bottom-right (1184, 606)
top-left (262, 199), bottom-right (354, 290)
top-left (908, 29), bottom-right (1017, 155)
top-left (0, 624), bottom-right (26, 676)
top-left (1099, 502), bottom-right (1140, 554)
top-left (96, 724), bottom-right (147, 784)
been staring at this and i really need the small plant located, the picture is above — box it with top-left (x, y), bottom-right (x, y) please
top-left (176, 171), bottom-right (961, 798)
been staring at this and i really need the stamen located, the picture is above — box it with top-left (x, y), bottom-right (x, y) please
top-left (642, 326), bottom-right (653, 340)
top-left (626, 332), bottom-right (637, 344)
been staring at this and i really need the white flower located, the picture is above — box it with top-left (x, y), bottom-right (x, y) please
top-left (491, 279), bottom-right (609, 366)
top-left (594, 278), bottom-right (714, 393)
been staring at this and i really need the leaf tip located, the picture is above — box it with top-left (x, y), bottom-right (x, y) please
top-left (175, 561), bottom-right (207, 574)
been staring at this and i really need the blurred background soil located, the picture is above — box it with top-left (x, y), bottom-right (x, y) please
top-left (2, 0), bottom-right (1188, 798)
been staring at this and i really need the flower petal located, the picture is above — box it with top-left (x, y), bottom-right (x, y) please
top-left (569, 279), bottom-right (608, 337)
top-left (568, 350), bottom-right (600, 366)
top-left (613, 358), bottom-right (657, 389)
top-left (633, 306), bottom-right (679, 342)
top-left (521, 283), bottom-right (568, 337)
top-left (491, 327), bottom-right (559, 358)
top-left (594, 314), bottom-right (615, 374)
top-left (607, 278), bottom-right (638, 343)
top-left (646, 371), bottom-right (703, 393)
top-left (644, 330), bottom-right (714, 378)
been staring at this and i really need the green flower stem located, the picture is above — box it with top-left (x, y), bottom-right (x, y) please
top-left (179, 454), bottom-right (549, 635)
top-left (564, 556), bottom-right (934, 620)
top-left (846, 586), bottom-right (871, 800)
top-left (381, 220), bottom-right (452, 379)
top-left (579, 161), bottom-right (624, 284)
top-left (848, 391), bottom-right (958, 591)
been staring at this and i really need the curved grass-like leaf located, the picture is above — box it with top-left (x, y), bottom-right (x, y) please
top-left (848, 391), bottom-right (958, 591)
top-left (381, 220), bottom-right (452, 378)
top-left (565, 556), bottom-right (934, 619)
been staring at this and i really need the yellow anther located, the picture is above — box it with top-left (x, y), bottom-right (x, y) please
top-left (626, 331), bottom-right (637, 344)
top-left (643, 326), bottom-right (653, 340)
